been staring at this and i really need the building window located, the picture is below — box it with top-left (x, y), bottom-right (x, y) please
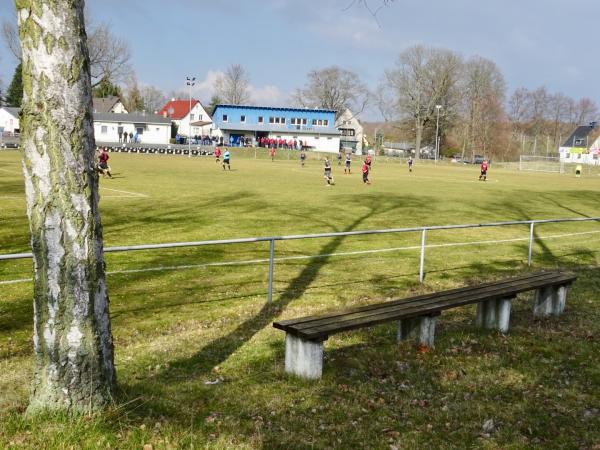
top-left (222, 114), bottom-right (228, 122)
top-left (302, 118), bottom-right (307, 125)
top-left (280, 117), bottom-right (285, 124)
top-left (101, 125), bottom-right (107, 134)
top-left (315, 136), bottom-right (319, 140)
top-left (327, 137), bottom-right (332, 140)
top-left (136, 127), bottom-right (144, 135)
top-left (291, 118), bottom-right (296, 125)
top-left (317, 120), bottom-right (323, 126)
top-left (190, 114), bottom-right (195, 121)
top-left (324, 119), bottom-right (329, 126)
top-left (269, 117), bottom-right (275, 124)
top-left (258, 116), bottom-right (264, 123)
top-left (241, 115), bottom-right (246, 123)
top-left (574, 139), bottom-right (584, 145)
top-left (312, 119), bottom-right (317, 126)
top-left (156, 128), bottom-right (160, 132)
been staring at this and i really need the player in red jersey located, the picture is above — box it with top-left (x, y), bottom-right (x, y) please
top-left (270, 148), bottom-right (276, 161)
top-left (479, 160), bottom-right (488, 181)
top-left (362, 159), bottom-right (371, 184)
top-left (215, 147), bottom-right (221, 163)
top-left (96, 147), bottom-right (112, 178)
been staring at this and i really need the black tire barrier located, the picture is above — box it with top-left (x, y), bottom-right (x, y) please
top-left (175, 149), bottom-right (182, 155)
top-left (149, 148), bottom-right (156, 154)
top-left (191, 150), bottom-right (199, 156)
top-left (167, 149), bottom-right (174, 154)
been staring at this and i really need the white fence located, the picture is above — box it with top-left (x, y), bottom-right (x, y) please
top-left (2, 217), bottom-right (599, 303)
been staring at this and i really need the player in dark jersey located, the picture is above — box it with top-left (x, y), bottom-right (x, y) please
top-left (344, 153), bottom-right (352, 174)
top-left (479, 160), bottom-right (488, 181)
top-left (408, 157), bottom-right (413, 172)
top-left (300, 150), bottom-right (306, 167)
top-left (324, 157), bottom-right (334, 186)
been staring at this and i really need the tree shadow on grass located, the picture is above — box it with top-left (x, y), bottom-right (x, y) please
top-left (118, 195), bottom-right (435, 414)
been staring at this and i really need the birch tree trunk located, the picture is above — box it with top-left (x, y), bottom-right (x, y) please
top-left (17, 0), bottom-right (116, 414)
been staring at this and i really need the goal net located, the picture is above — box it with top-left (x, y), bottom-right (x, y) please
top-left (519, 155), bottom-right (564, 174)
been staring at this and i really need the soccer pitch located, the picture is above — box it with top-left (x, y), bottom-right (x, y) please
top-left (1, 148), bottom-right (600, 448)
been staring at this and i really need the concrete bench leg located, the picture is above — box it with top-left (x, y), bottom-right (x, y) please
top-left (285, 333), bottom-right (324, 380)
top-left (476, 297), bottom-right (513, 333)
top-left (397, 314), bottom-right (437, 348)
top-left (533, 284), bottom-right (569, 318)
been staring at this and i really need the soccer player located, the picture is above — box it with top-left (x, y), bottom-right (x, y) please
top-left (324, 157), bottom-right (334, 186)
top-left (270, 148), bottom-right (276, 161)
top-left (337, 152), bottom-right (343, 165)
top-left (365, 153), bottom-right (373, 171)
top-left (408, 156), bottom-right (413, 172)
top-left (215, 146), bottom-right (221, 163)
top-left (479, 160), bottom-right (488, 181)
top-left (300, 150), bottom-right (306, 167)
top-left (344, 153), bottom-right (352, 174)
top-left (97, 147), bottom-right (112, 178)
top-left (362, 159), bottom-right (371, 184)
top-left (222, 148), bottom-right (231, 171)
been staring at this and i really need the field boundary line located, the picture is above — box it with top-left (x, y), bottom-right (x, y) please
top-left (2, 229), bottom-right (598, 286)
top-left (100, 187), bottom-right (149, 198)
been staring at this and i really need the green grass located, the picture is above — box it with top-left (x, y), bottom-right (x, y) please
top-left (1, 148), bottom-right (599, 449)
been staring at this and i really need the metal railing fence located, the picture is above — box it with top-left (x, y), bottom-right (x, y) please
top-left (1, 217), bottom-right (599, 302)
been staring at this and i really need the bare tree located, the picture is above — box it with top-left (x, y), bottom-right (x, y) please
top-left (87, 22), bottom-right (131, 87)
top-left (461, 56), bottom-right (506, 159)
top-left (2, 20), bottom-right (21, 60)
top-left (3, 16), bottom-right (131, 88)
top-left (381, 45), bottom-right (462, 158)
top-left (213, 64), bottom-right (251, 105)
top-left (140, 85), bottom-right (167, 113)
top-left (574, 97), bottom-right (598, 125)
top-left (17, 0), bottom-right (116, 414)
top-left (293, 66), bottom-right (369, 118)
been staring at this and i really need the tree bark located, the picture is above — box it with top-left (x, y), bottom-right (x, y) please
top-left (17, 0), bottom-right (116, 414)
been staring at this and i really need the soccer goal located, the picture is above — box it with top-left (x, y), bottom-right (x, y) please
top-left (519, 155), bottom-right (564, 174)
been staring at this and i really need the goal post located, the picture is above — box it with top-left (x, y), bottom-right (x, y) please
top-left (519, 155), bottom-right (564, 174)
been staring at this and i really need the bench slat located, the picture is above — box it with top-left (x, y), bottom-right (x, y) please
top-left (295, 275), bottom-right (575, 339)
top-left (275, 271), bottom-right (562, 329)
top-left (273, 271), bottom-right (575, 340)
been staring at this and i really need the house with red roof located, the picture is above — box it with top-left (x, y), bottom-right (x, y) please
top-left (158, 98), bottom-right (212, 138)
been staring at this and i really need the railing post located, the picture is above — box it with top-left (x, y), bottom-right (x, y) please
top-left (419, 228), bottom-right (427, 283)
top-left (268, 238), bottom-right (275, 303)
top-left (528, 222), bottom-right (535, 267)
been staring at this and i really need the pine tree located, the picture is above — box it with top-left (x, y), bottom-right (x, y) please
top-left (6, 62), bottom-right (23, 107)
top-left (92, 75), bottom-right (121, 98)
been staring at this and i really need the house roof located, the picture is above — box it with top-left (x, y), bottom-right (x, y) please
top-left (93, 112), bottom-right (171, 125)
top-left (1, 107), bottom-right (20, 118)
top-left (212, 104), bottom-right (337, 116)
top-left (92, 96), bottom-right (124, 113)
top-left (562, 124), bottom-right (599, 147)
top-left (158, 99), bottom-right (200, 120)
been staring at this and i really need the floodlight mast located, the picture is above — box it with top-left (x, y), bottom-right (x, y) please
top-left (186, 76), bottom-right (196, 157)
top-left (435, 104), bottom-right (442, 162)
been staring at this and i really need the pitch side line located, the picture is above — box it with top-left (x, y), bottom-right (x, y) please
top-left (0, 167), bottom-right (19, 174)
top-left (2, 229), bottom-right (598, 285)
top-left (100, 187), bottom-right (149, 198)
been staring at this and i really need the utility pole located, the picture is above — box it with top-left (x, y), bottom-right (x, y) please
top-left (435, 105), bottom-right (442, 162)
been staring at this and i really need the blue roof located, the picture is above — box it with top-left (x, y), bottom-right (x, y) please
top-left (212, 104), bottom-right (337, 116)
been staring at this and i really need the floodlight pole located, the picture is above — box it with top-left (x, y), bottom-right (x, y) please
top-left (435, 105), bottom-right (442, 162)
top-left (186, 76), bottom-right (196, 158)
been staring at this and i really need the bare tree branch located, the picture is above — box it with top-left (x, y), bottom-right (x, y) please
top-left (213, 64), bottom-right (251, 105)
top-left (2, 21), bottom-right (21, 60)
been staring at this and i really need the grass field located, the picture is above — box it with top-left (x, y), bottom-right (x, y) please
top-left (1, 148), bottom-right (599, 449)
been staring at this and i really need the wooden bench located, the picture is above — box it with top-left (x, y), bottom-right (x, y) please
top-left (273, 271), bottom-right (577, 379)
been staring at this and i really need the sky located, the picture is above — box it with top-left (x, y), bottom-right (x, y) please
top-left (0, 0), bottom-right (598, 120)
